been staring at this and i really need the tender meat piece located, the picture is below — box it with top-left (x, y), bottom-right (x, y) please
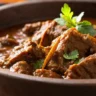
top-left (22, 22), bottom-right (42, 35)
top-left (32, 20), bottom-right (67, 46)
top-left (40, 21), bottom-right (67, 46)
top-left (13, 31), bottom-right (27, 44)
top-left (65, 53), bottom-right (96, 79)
top-left (0, 35), bottom-right (18, 47)
top-left (0, 53), bottom-right (9, 67)
top-left (48, 22), bottom-right (67, 38)
top-left (0, 35), bottom-right (15, 67)
top-left (56, 28), bottom-right (96, 57)
top-left (0, 47), bottom-right (11, 52)
top-left (4, 38), bottom-right (45, 67)
top-left (47, 28), bottom-right (96, 74)
top-left (10, 61), bottom-right (32, 75)
top-left (0, 47), bottom-right (12, 67)
top-left (32, 20), bottom-right (51, 44)
top-left (47, 51), bottom-right (66, 74)
top-left (34, 69), bottom-right (62, 78)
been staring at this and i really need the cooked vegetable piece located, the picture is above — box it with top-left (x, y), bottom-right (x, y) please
top-left (42, 36), bottom-right (61, 69)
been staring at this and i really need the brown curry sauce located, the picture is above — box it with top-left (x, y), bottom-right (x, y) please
top-left (0, 18), bottom-right (96, 79)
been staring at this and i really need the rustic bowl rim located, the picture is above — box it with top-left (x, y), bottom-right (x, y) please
top-left (0, 0), bottom-right (96, 10)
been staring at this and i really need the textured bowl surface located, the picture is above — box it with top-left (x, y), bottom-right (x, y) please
top-left (0, 1), bottom-right (96, 96)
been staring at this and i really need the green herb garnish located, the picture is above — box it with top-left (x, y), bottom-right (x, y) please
top-left (76, 21), bottom-right (96, 36)
top-left (34, 59), bottom-right (44, 69)
top-left (63, 50), bottom-right (79, 60)
top-left (74, 57), bottom-right (85, 64)
top-left (55, 3), bottom-right (96, 36)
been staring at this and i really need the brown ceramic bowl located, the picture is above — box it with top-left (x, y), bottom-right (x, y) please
top-left (0, 1), bottom-right (96, 96)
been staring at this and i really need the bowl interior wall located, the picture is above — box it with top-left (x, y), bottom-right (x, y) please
top-left (0, 1), bottom-right (96, 29)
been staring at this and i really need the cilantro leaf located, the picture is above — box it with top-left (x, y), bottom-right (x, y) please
top-left (54, 18), bottom-right (66, 26)
top-left (78, 57), bottom-right (85, 64)
top-left (76, 20), bottom-right (96, 36)
top-left (76, 23), bottom-right (96, 36)
top-left (60, 3), bottom-right (75, 27)
top-left (34, 59), bottom-right (44, 69)
top-left (55, 3), bottom-right (96, 36)
top-left (74, 57), bottom-right (84, 64)
top-left (61, 3), bottom-right (73, 19)
top-left (55, 3), bottom-right (85, 27)
top-left (78, 20), bottom-right (92, 25)
top-left (63, 50), bottom-right (79, 60)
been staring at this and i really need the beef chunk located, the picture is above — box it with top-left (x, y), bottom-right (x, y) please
top-left (34, 69), bottom-right (62, 78)
top-left (47, 51), bottom-right (66, 74)
top-left (56, 28), bottom-right (96, 57)
top-left (65, 53), bottom-right (96, 79)
top-left (47, 28), bottom-right (96, 74)
top-left (13, 31), bottom-right (27, 44)
top-left (47, 22), bottom-right (67, 39)
top-left (0, 47), bottom-right (11, 67)
top-left (32, 20), bottom-right (67, 46)
top-left (0, 54), bottom-right (8, 67)
top-left (22, 22), bottom-right (42, 35)
top-left (32, 20), bottom-right (51, 44)
top-left (4, 38), bottom-right (45, 67)
top-left (10, 61), bottom-right (32, 75)
top-left (0, 35), bottom-right (18, 47)
top-left (39, 20), bottom-right (67, 46)
top-left (0, 35), bottom-right (17, 67)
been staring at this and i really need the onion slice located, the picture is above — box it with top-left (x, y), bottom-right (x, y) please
top-left (42, 36), bottom-right (61, 69)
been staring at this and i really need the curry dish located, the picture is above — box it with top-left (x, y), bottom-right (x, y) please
top-left (0, 4), bottom-right (96, 79)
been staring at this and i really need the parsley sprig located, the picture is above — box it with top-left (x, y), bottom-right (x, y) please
top-left (63, 50), bottom-right (79, 61)
top-left (55, 3), bottom-right (96, 36)
top-left (63, 50), bottom-right (85, 64)
top-left (33, 59), bottom-right (44, 69)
